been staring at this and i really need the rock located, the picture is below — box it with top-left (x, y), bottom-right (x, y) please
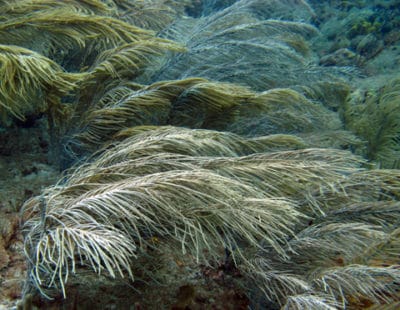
top-left (328, 36), bottom-right (351, 53)
top-left (0, 236), bottom-right (10, 270)
top-left (0, 212), bottom-right (19, 246)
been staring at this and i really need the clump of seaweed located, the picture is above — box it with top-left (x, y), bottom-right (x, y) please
top-left (0, 44), bottom-right (80, 126)
top-left (140, 0), bottom-right (332, 90)
top-left (0, 0), bottom-right (398, 309)
top-left (343, 77), bottom-right (400, 168)
top-left (22, 126), bottom-right (400, 308)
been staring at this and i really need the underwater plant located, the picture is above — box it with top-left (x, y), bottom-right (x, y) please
top-left (0, 0), bottom-right (398, 309)
top-left (22, 127), bottom-right (400, 308)
top-left (343, 78), bottom-right (400, 168)
top-left (0, 44), bottom-right (80, 126)
top-left (0, 6), bottom-right (153, 60)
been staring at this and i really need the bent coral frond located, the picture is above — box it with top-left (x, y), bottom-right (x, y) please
top-left (0, 44), bottom-right (81, 125)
